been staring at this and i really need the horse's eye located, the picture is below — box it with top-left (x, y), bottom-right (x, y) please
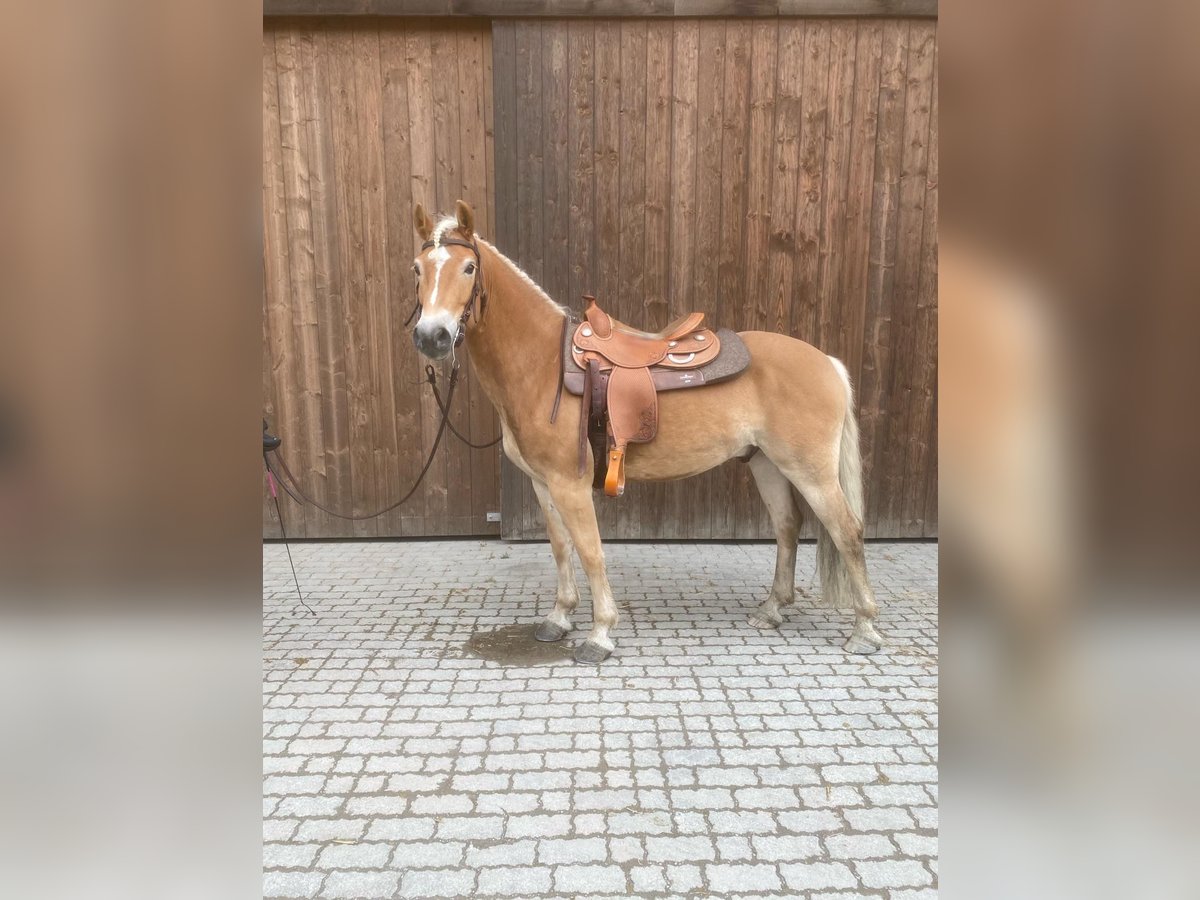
top-left (464, 262), bottom-right (476, 275)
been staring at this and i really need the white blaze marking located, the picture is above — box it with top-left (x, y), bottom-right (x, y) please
top-left (428, 245), bottom-right (451, 307)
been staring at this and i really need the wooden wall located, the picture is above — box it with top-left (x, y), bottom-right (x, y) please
top-left (262, 15), bottom-right (937, 540)
top-left (494, 18), bottom-right (937, 539)
top-left (262, 19), bottom-right (501, 538)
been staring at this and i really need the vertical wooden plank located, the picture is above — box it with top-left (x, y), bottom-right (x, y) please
top-left (278, 27), bottom-right (342, 537)
top-left (712, 20), bottom-right (751, 541)
top-left (483, 22), bottom-right (496, 239)
top-left (542, 21), bottom-right (571, 305)
top-left (766, 20), bottom-right (802, 338)
top-left (617, 21), bottom-right (648, 321)
top-left (567, 20), bottom-right (596, 310)
top-left (661, 20), bottom-right (699, 541)
top-left (921, 39), bottom-right (939, 538)
top-left (458, 22), bottom-right (500, 534)
top-left (741, 21), bottom-right (778, 334)
top-left (791, 20), bottom-right (830, 343)
top-left (326, 23), bottom-right (379, 537)
top-left (643, 21), bottom-right (672, 329)
top-left (859, 20), bottom-right (909, 538)
top-left (668, 20), bottom-right (698, 315)
top-left (590, 20), bottom-right (622, 536)
top-left (839, 20), bottom-right (883, 388)
top-left (815, 19), bottom-right (857, 361)
top-left (735, 20), bottom-right (779, 539)
top-left (515, 22), bottom-right (545, 283)
top-left (263, 29), bottom-right (304, 537)
top-left (593, 21), bottom-right (622, 315)
top-left (379, 21), bottom-right (423, 537)
top-left (263, 280), bottom-right (283, 539)
top-left (300, 27), bottom-right (356, 538)
top-left (511, 21), bottom-right (546, 537)
top-left (404, 21), bottom-right (451, 533)
top-left (492, 20), bottom-right (532, 539)
top-left (429, 24), bottom-right (473, 533)
top-left (716, 21), bottom-right (751, 328)
top-left (613, 20), bottom-right (649, 540)
top-left (688, 19), bottom-right (724, 542)
top-left (353, 26), bottom-right (403, 539)
top-left (491, 20), bottom-right (519, 256)
top-left (883, 20), bottom-right (935, 536)
top-left (641, 20), bottom-right (674, 538)
top-left (878, 21), bottom-right (931, 540)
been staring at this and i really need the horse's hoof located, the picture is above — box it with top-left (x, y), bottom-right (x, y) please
top-left (747, 613), bottom-right (781, 630)
top-left (534, 620), bottom-right (568, 643)
top-left (573, 640), bottom-right (612, 665)
top-left (844, 632), bottom-right (882, 655)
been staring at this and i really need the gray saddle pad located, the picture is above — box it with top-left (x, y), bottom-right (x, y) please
top-left (562, 327), bottom-right (751, 396)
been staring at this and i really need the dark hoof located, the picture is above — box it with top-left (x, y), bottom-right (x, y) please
top-left (573, 640), bottom-right (613, 665)
top-left (534, 621), bottom-right (568, 643)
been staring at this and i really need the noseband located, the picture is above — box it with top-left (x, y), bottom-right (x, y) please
top-left (406, 235), bottom-right (488, 348)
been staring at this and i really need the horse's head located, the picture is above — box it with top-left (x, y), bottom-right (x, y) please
top-left (410, 200), bottom-right (481, 360)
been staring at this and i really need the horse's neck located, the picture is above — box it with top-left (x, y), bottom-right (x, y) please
top-left (465, 242), bottom-right (566, 417)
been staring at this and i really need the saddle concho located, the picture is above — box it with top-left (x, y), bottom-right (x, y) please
top-left (565, 295), bottom-right (742, 497)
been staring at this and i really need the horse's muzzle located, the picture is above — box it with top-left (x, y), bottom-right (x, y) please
top-left (413, 321), bottom-right (454, 359)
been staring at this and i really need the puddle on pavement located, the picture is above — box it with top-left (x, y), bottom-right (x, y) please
top-left (464, 623), bottom-right (573, 666)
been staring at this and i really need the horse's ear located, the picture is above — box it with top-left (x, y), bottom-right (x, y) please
top-left (455, 200), bottom-right (475, 237)
top-left (414, 203), bottom-right (433, 241)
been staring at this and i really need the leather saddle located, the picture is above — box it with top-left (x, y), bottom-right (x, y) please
top-left (559, 295), bottom-right (751, 496)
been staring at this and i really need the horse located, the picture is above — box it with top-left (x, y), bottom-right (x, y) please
top-left (409, 200), bottom-right (883, 664)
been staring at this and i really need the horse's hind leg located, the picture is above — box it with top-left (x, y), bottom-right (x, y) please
top-left (772, 461), bottom-right (883, 654)
top-left (531, 480), bottom-right (580, 642)
top-left (747, 452), bottom-right (802, 629)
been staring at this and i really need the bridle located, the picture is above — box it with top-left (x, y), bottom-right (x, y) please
top-left (405, 235), bottom-right (488, 347)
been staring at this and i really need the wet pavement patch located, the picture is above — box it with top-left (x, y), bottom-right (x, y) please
top-left (463, 623), bottom-right (573, 666)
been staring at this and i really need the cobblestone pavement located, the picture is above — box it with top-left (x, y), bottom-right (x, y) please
top-left (264, 540), bottom-right (937, 899)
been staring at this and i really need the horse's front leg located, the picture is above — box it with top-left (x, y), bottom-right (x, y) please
top-left (547, 480), bottom-right (619, 664)
top-left (531, 480), bottom-right (580, 642)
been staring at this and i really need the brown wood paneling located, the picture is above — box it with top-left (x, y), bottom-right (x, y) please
top-left (265, 0), bottom-right (939, 18)
top-left (263, 18), bottom-right (500, 537)
top-left (494, 17), bottom-right (937, 540)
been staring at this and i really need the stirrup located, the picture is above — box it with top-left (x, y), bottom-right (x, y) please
top-left (604, 449), bottom-right (626, 497)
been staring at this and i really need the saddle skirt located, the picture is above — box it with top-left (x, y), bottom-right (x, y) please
top-left (559, 295), bottom-right (752, 496)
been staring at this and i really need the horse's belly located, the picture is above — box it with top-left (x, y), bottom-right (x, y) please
top-left (621, 381), bottom-right (759, 481)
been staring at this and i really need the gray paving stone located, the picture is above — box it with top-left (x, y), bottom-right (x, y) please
top-left (554, 864), bottom-right (627, 894)
top-left (780, 861), bottom-right (858, 891)
top-left (262, 870), bottom-right (323, 898)
top-left (706, 863), bottom-right (783, 893)
top-left (263, 540), bottom-right (937, 900)
top-left (538, 837), bottom-right (608, 864)
top-left (854, 858), bottom-right (934, 889)
top-left (321, 871), bottom-right (400, 898)
top-left (476, 867), bottom-right (552, 896)
top-left (398, 868), bottom-right (474, 898)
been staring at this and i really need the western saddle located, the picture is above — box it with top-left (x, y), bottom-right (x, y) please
top-left (556, 295), bottom-right (751, 496)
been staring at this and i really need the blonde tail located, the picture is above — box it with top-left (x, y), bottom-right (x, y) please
top-left (817, 356), bottom-right (864, 610)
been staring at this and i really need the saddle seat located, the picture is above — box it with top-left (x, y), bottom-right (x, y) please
top-left (562, 295), bottom-right (751, 496)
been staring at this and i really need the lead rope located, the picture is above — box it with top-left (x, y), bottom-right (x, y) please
top-left (263, 439), bottom-right (317, 618)
top-left (265, 364), bottom-right (469, 522)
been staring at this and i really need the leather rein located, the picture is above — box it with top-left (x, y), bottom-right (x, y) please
top-left (266, 233), bottom-right (500, 523)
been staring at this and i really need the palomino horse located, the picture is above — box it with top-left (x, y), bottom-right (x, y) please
top-left (410, 200), bottom-right (883, 664)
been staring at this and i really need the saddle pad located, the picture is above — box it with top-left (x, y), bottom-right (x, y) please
top-left (563, 328), bottom-right (751, 397)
